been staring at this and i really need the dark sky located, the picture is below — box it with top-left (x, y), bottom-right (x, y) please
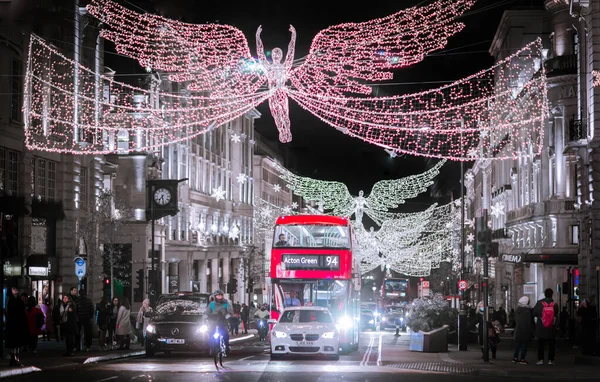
top-left (107, 0), bottom-right (546, 212)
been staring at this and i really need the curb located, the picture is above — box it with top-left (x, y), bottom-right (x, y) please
top-left (0, 366), bottom-right (41, 379)
top-left (83, 350), bottom-right (146, 364)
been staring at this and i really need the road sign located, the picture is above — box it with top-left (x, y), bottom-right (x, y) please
top-left (422, 281), bottom-right (430, 288)
top-left (74, 257), bottom-right (86, 280)
top-left (458, 280), bottom-right (468, 291)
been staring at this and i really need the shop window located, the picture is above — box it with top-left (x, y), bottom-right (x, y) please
top-left (571, 225), bottom-right (579, 245)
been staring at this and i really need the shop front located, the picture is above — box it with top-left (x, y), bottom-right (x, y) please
top-left (26, 255), bottom-right (58, 305)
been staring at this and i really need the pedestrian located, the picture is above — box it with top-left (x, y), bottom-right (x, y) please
top-left (241, 303), bottom-right (250, 334)
top-left (533, 288), bottom-right (558, 365)
top-left (473, 301), bottom-right (499, 359)
top-left (512, 296), bottom-right (534, 364)
top-left (76, 289), bottom-right (94, 351)
top-left (60, 294), bottom-right (78, 357)
top-left (96, 298), bottom-right (111, 350)
top-left (508, 308), bottom-right (515, 328)
top-left (108, 297), bottom-right (120, 348)
top-left (5, 287), bottom-right (29, 366)
top-left (40, 298), bottom-right (54, 341)
top-left (229, 305), bottom-right (240, 336)
top-left (25, 296), bottom-right (44, 353)
top-left (52, 297), bottom-right (62, 342)
top-left (136, 298), bottom-right (152, 345)
top-left (497, 306), bottom-right (508, 327)
top-left (559, 306), bottom-right (569, 339)
top-left (577, 297), bottom-right (597, 356)
top-left (115, 297), bottom-right (132, 350)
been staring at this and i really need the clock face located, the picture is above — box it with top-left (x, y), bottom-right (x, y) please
top-left (153, 187), bottom-right (172, 206)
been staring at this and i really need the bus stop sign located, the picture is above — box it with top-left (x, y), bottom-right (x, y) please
top-left (75, 257), bottom-right (86, 280)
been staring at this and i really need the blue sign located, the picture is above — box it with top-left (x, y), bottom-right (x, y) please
top-left (74, 257), bottom-right (86, 280)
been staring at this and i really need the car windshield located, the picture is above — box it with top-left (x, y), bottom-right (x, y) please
top-left (279, 309), bottom-right (333, 324)
top-left (385, 307), bottom-right (404, 314)
top-left (157, 294), bottom-right (208, 307)
top-left (155, 297), bottom-right (208, 315)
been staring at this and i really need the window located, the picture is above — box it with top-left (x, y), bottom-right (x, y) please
top-left (80, 167), bottom-right (88, 209)
top-left (0, 148), bottom-right (19, 195)
top-left (31, 157), bottom-right (58, 200)
top-left (11, 59), bottom-right (23, 122)
top-left (571, 225), bottom-right (579, 245)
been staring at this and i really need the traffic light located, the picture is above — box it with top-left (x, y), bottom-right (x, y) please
top-left (247, 278), bottom-right (254, 293)
top-left (104, 277), bottom-right (110, 285)
top-left (136, 269), bottom-right (144, 289)
top-left (227, 278), bottom-right (238, 294)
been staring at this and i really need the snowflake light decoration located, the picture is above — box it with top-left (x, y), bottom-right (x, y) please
top-left (229, 224), bottom-right (240, 240)
top-left (211, 186), bottom-right (226, 202)
top-left (236, 173), bottom-right (247, 184)
top-left (291, 202), bottom-right (298, 209)
top-left (231, 134), bottom-right (241, 143)
top-left (467, 232), bottom-right (475, 242)
top-left (490, 201), bottom-right (505, 219)
top-left (273, 184), bottom-right (282, 193)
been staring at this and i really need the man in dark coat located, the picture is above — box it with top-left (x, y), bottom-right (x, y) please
top-left (5, 287), bottom-right (29, 366)
top-left (60, 295), bottom-right (78, 356)
top-left (533, 288), bottom-right (558, 365)
top-left (513, 296), bottom-right (534, 364)
top-left (240, 303), bottom-right (250, 334)
top-left (577, 297), bottom-right (598, 356)
top-left (75, 289), bottom-right (95, 351)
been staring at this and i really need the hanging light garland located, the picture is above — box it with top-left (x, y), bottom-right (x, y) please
top-left (275, 160), bottom-right (446, 225)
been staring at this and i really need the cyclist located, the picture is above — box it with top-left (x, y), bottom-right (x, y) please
top-left (254, 304), bottom-right (271, 341)
top-left (207, 290), bottom-right (233, 355)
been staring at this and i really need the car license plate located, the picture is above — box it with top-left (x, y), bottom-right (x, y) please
top-left (166, 339), bottom-right (185, 344)
top-left (296, 341), bottom-right (313, 346)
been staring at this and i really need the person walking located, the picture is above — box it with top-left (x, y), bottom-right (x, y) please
top-left (241, 303), bottom-right (250, 334)
top-left (5, 287), bottom-right (29, 366)
top-left (76, 289), bottom-right (94, 351)
top-left (473, 301), bottom-right (499, 359)
top-left (96, 298), bottom-right (111, 350)
top-left (136, 299), bottom-right (152, 346)
top-left (512, 296), bottom-right (534, 364)
top-left (577, 297), bottom-right (598, 356)
top-left (229, 306), bottom-right (240, 336)
top-left (52, 297), bottom-right (62, 342)
top-left (508, 308), bottom-right (516, 328)
top-left (25, 296), bottom-right (44, 353)
top-left (108, 297), bottom-right (120, 348)
top-left (115, 297), bottom-right (133, 350)
top-left (533, 288), bottom-right (559, 365)
top-left (559, 306), bottom-right (569, 339)
top-left (60, 295), bottom-right (78, 357)
top-left (497, 306), bottom-right (508, 327)
top-left (40, 298), bottom-right (54, 341)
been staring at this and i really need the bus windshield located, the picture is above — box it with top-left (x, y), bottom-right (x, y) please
top-left (273, 224), bottom-right (350, 249)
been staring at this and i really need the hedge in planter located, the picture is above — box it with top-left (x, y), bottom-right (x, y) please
top-left (405, 294), bottom-right (458, 333)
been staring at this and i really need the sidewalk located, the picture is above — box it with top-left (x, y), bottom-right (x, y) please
top-left (0, 330), bottom-right (257, 379)
top-left (381, 333), bottom-right (600, 379)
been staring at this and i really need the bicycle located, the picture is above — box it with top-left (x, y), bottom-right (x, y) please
top-left (211, 325), bottom-right (226, 369)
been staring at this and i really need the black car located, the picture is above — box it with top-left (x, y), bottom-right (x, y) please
top-left (145, 292), bottom-right (212, 357)
top-left (379, 305), bottom-right (407, 332)
top-left (360, 309), bottom-right (377, 331)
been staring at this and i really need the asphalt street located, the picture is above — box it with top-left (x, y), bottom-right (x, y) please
top-left (7, 330), bottom-right (599, 382)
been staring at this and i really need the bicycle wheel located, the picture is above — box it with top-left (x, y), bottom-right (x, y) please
top-left (219, 336), bottom-right (225, 367)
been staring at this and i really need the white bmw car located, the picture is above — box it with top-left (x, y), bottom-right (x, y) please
top-left (270, 306), bottom-right (339, 360)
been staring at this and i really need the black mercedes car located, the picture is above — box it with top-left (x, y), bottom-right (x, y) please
top-left (145, 292), bottom-right (212, 357)
top-left (379, 305), bottom-right (407, 332)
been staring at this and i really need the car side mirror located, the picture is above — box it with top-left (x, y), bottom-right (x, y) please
top-left (267, 319), bottom-right (276, 325)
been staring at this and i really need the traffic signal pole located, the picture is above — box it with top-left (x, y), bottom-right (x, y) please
top-left (150, 183), bottom-right (156, 306)
top-left (458, 157), bottom-right (468, 351)
top-left (482, 209), bottom-right (490, 363)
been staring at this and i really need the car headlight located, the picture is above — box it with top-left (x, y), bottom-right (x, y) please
top-left (381, 317), bottom-right (387, 322)
top-left (400, 317), bottom-right (404, 322)
top-left (368, 320), bottom-right (374, 324)
top-left (213, 332), bottom-right (221, 339)
top-left (197, 324), bottom-right (208, 333)
top-left (322, 331), bottom-right (336, 339)
top-left (146, 324), bottom-right (156, 334)
top-left (272, 331), bottom-right (287, 338)
top-left (336, 316), bottom-right (353, 330)
top-left (373, 312), bottom-right (380, 317)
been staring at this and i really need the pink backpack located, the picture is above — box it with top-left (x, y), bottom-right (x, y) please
top-left (541, 301), bottom-right (555, 328)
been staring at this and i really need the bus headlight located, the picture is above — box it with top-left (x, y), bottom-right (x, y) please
top-left (272, 331), bottom-right (287, 338)
top-left (336, 316), bottom-right (353, 330)
top-left (146, 324), bottom-right (156, 334)
top-left (322, 331), bottom-right (336, 339)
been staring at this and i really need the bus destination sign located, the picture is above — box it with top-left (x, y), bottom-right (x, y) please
top-left (281, 254), bottom-right (340, 271)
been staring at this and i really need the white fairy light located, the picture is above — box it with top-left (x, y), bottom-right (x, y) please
top-left (231, 134), bottom-right (241, 143)
top-left (490, 201), bottom-right (505, 219)
top-left (211, 186), bottom-right (226, 202)
top-left (236, 173), bottom-right (248, 184)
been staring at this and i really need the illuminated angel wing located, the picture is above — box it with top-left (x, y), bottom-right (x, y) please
top-left (86, 0), bottom-right (266, 96)
top-left (366, 160), bottom-right (446, 214)
top-left (289, 0), bottom-right (476, 95)
top-left (278, 169), bottom-right (355, 217)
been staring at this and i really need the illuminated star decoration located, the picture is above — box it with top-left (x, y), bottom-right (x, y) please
top-left (467, 232), bottom-right (475, 242)
top-left (275, 160), bottom-right (445, 225)
top-left (231, 134), bottom-right (241, 143)
top-left (273, 184), bottom-right (282, 193)
top-left (236, 173), bottom-right (248, 184)
top-left (291, 202), bottom-right (298, 209)
top-left (593, 70), bottom-right (600, 88)
top-left (465, 172), bottom-right (474, 182)
top-left (490, 201), bottom-right (505, 219)
top-left (25, 0), bottom-right (488, 159)
top-left (211, 186), bottom-right (226, 202)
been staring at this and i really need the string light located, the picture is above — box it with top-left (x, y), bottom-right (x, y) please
top-left (275, 160), bottom-right (446, 225)
top-left (594, 70), bottom-right (600, 87)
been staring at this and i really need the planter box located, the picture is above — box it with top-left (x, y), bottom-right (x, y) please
top-left (409, 325), bottom-right (449, 352)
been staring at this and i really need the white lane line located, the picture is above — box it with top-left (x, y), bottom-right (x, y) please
top-left (377, 333), bottom-right (384, 366)
top-left (96, 377), bottom-right (118, 382)
top-left (230, 334), bottom-right (254, 343)
top-left (130, 375), bottom-right (149, 380)
top-left (360, 336), bottom-right (375, 366)
top-left (239, 355), bottom-right (257, 361)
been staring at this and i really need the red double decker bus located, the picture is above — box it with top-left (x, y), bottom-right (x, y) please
top-left (270, 215), bottom-right (361, 353)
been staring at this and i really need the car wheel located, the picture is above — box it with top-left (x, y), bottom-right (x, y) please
top-left (329, 354), bottom-right (340, 361)
top-left (270, 353), bottom-right (282, 360)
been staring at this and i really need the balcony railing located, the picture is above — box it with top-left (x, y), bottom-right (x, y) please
top-left (507, 198), bottom-right (578, 222)
top-left (544, 55), bottom-right (577, 77)
top-left (569, 119), bottom-right (587, 141)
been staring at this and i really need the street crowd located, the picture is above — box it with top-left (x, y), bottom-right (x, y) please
top-left (469, 288), bottom-right (598, 365)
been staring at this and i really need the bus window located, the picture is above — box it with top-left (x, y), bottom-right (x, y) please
top-left (273, 224), bottom-right (350, 249)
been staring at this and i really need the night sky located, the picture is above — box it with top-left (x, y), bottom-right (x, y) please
top-left (105, 0), bottom-right (547, 213)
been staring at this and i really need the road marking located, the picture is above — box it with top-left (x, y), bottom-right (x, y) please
top-left (360, 336), bottom-right (376, 366)
top-left (230, 334), bottom-right (254, 343)
top-left (377, 333), bottom-right (384, 366)
top-left (96, 377), bottom-right (118, 382)
top-left (239, 355), bottom-right (257, 361)
top-left (130, 375), bottom-right (149, 380)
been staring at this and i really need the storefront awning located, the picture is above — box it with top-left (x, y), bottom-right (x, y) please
top-left (521, 253), bottom-right (577, 265)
